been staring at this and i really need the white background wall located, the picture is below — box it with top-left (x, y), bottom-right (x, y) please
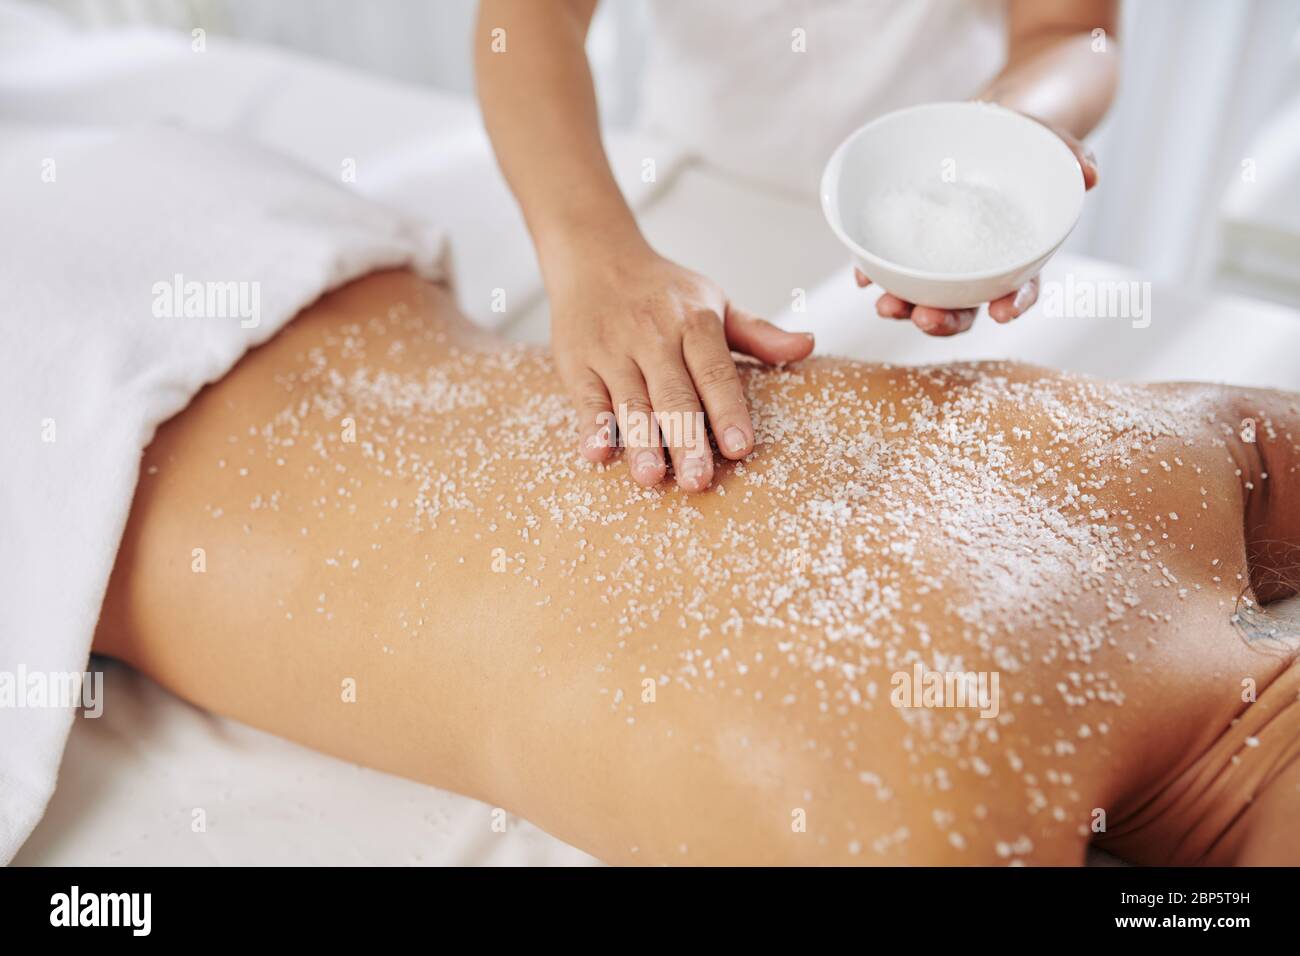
top-left (38, 0), bottom-right (1300, 304)
top-left (1075, 0), bottom-right (1300, 303)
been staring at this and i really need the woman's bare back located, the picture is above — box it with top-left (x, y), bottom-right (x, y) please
top-left (97, 271), bottom-right (1300, 865)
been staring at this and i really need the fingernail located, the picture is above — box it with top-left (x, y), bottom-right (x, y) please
top-left (723, 426), bottom-right (747, 454)
top-left (634, 449), bottom-right (660, 478)
top-left (1012, 283), bottom-right (1034, 315)
top-left (681, 456), bottom-right (708, 490)
top-left (800, 332), bottom-right (815, 345)
top-left (933, 312), bottom-right (957, 333)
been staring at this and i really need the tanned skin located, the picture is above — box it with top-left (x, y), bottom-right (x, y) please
top-left (94, 271), bottom-right (1300, 865)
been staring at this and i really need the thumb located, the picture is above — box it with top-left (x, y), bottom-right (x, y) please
top-left (723, 304), bottom-right (814, 365)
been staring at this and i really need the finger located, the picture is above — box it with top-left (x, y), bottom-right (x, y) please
top-left (639, 336), bottom-right (713, 493)
top-left (911, 306), bottom-right (977, 336)
top-left (1070, 139), bottom-right (1099, 191)
top-left (988, 275), bottom-right (1040, 323)
top-left (601, 362), bottom-right (667, 488)
top-left (566, 366), bottom-right (616, 463)
top-left (723, 303), bottom-right (813, 365)
top-left (854, 268), bottom-right (872, 288)
top-left (682, 318), bottom-right (753, 460)
top-left (876, 292), bottom-right (913, 319)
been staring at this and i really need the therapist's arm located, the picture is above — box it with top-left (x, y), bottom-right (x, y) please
top-left (865, 0), bottom-right (1120, 333)
top-left (474, 0), bottom-right (813, 493)
top-left (982, 0), bottom-right (1119, 148)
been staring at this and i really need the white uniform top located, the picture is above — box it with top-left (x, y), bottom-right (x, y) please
top-left (639, 0), bottom-right (1007, 198)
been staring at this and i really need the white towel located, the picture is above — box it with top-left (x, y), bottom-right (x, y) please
top-left (0, 123), bottom-right (449, 863)
top-left (0, 20), bottom-right (689, 331)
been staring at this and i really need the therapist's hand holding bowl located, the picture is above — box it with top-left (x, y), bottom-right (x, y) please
top-left (822, 102), bottom-right (1097, 337)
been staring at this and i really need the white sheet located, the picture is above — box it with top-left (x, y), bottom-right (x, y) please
top-left (14, 662), bottom-right (596, 867)
top-left (795, 255), bottom-right (1300, 391)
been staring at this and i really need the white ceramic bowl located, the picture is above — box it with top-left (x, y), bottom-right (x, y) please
top-left (820, 101), bottom-right (1085, 309)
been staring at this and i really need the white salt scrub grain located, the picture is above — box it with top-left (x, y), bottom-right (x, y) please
top-left (859, 181), bottom-right (1039, 273)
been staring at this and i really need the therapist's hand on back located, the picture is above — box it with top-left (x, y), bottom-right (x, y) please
top-left (856, 119), bottom-right (1100, 336)
top-left (549, 241), bottom-right (814, 490)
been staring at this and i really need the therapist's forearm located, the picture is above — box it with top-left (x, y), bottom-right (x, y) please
top-left (474, 0), bottom-right (646, 276)
top-left (980, 29), bottom-right (1119, 139)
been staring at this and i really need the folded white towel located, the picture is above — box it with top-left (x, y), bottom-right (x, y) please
top-left (0, 123), bottom-right (448, 863)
